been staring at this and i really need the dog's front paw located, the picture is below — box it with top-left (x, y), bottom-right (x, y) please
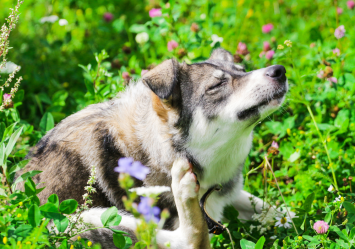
top-left (171, 158), bottom-right (199, 202)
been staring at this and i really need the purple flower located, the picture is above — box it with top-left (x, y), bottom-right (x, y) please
top-left (317, 70), bottom-right (325, 79)
top-left (137, 197), bottom-right (161, 223)
top-left (334, 25), bottom-right (345, 39)
top-left (167, 40), bottom-right (178, 51)
top-left (263, 41), bottom-right (271, 51)
top-left (271, 141), bottom-right (279, 149)
top-left (103, 13), bottom-right (113, 22)
top-left (337, 7), bottom-right (343, 14)
top-left (237, 42), bottom-right (249, 55)
top-left (3, 94), bottom-right (11, 100)
top-left (141, 70), bottom-right (148, 76)
top-left (262, 23), bottom-right (274, 33)
top-left (348, 0), bottom-right (355, 9)
top-left (115, 157), bottom-right (150, 180)
top-left (333, 48), bottom-right (340, 56)
top-left (265, 50), bottom-right (275, 60)
top-left (313, 220), bottom-right (329, 234)
top-left (149, 8), bottom-right (162, 18)
top-left (328, 77), bottom-right (338, 84)
top-left (122, 72), bottom-right (130, 80)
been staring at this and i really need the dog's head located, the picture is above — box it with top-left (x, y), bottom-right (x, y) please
top-left (142, 48), bottom-right (288, 134)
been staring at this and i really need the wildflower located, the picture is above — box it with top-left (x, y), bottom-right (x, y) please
top-left (122, 72), bottom-right (130, 80)
top-left (337, 7), bottom-right (343, 14)
top-left (284, 40), bottom-right (292, 47)
top-left (310, 43), bottom-right (316, 48)
top-left (287, 128), bottom-right (291, 135)
top-left (270, 235), bottom-right (277, 239)
top-left (313, 220), bottom-right (329, 234)
top-left (317, 70), bottom-right (325, 79)
top-left (149, 8), bottom-right (162, 18)
top-left (26, 241), bottom-right (31, 245)
top-left (333, 48), bottom-right (340, 56)
top-left (70, 245), bottom-right (74, 249)
top-left (115, 158), bottom-right (150, 180)
top-left (19, 202), bottom-right (23, 206)
top-left (58, 19), bottom-right (68, 26)
top-left (275, 216), bottom-right (292, 229)
top-left (277, 45), bottom-right (284, 50)
top-left (137, 197), bottom-right (161, 222)
top-left (210, 34), bottom-right (223, 47)
top-left (103, 13), bottom-right (113, 22)
top-left (334, 195), bottom-right (345, 203)
top-left (17, 241), bottom-right (21, 245)
top-left (141, 70), bottom-right (149, 76)
top-left (347, 0), bottom-right (355, 9)
top-left (262, 23), bottom-right (274, 33)
top-left (328, 77), bottom-right (338, 84)
top-left (167, 40), bottom-right (178, 51)
top-left (334, 25), bottom-right (345, 39)
top-left (190, 23), bottom-right (199, 32)
top-left (87, 241), bottom-right (92, 247)
top-left (135, 32), bottom-right (149, 44)
top-left (40, 15), bottom-right (58, 23)
top-left (0, 61), bottom-right (21, 74)
top-left (130, 186), bottom-right (171, 196)
top-left (265, 50), bottom-right (275, 60)
top-left (268, 141), bottom-right (279, 155)
top-left (246, 9), bottom-right (254, 18)
top-left (3, 237), bottom-right (7, 244)
top-left (17, 213), bottom-right (22, 218)
top-left (298, 236), bottom-right (302, 240)
top-left (252, 207), bottom-right (278, 234)
top-left (263, 41), bottom-right (271, 51)
top-left (200, 13), bottom-right (206, 20)
top-left (77, 236), bottom-right (81, 241)
top-left (237, 42), bottom-right (249, 55)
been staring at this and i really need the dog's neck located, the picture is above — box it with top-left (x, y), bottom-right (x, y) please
top-left (185, 108), bottom-right (253, 189)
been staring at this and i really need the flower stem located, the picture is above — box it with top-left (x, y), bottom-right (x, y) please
top-left (306, 105), bottom-right (338, 190)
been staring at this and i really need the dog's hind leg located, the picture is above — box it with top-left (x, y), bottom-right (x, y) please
top-left (156, 158), bottom-right (211, 249)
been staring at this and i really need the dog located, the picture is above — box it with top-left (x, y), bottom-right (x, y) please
top-left (19, 48), bottom-right (287, 248)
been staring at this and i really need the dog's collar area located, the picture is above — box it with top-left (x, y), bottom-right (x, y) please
top-left (199, 184), bottom-right (227, 235)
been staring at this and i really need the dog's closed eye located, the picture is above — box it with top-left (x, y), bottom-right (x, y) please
top-left (207, 78), bottom-right (228, 92)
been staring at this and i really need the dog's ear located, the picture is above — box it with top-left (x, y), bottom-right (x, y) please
top-left (142, 59), bottom-right (179, 99)
top-left (209, 48), bottom-right (234, 62)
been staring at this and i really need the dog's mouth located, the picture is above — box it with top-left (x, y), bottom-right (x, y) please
top-left (237, 90), bottom-right (286, 120)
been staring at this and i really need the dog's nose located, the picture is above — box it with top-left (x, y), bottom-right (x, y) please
top-left (265, 65), bottom-right (286, 83)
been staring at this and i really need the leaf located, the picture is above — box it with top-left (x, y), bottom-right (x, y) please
top-left (255, 236), bottom-right (265, 249)
top-left (110, 228), bottom-right (129, 235)
top-left (223, 205), bottom-right (239, 221)
top-left (24, 177), bottom-right (37, 196)
top-left (240, 239), bottom-right (256, 249)
top-left (49, 213), bottom-right (69, 232)
top-left (324, 212), bottom-right (332, 223)
top-left (288, 151), bottom-right (300, 163)
top-left (1, 122), bottom-right (17, 143)
top-left (59, 199), bottom-right (78, 214)
top-left (329, 226), bottom-right (349, 242)
top-left (9, 192), bottom-right (26, 204)
top-left (113, 233), bottom-right (126, 248)
top-left (343, 201), bottom-right (355, 214)
top-left (123, 236), bottom-right (132, 249)
top-left (303, 235), bottom-right (319, 242)
top-left (0, 188), bottom-right (7, 198)
top-left (334, 109), bottom-right (349, 133)
top-left (101, 206), bottom-right (122, 227)
top-left (5, 126), bottom-right (23, 157)
top-left (28, 204), bottom-right (41, 227)
top-left (40, 202), bottom-right (59, 213)
top-left (14, 224), bottom-right (32, 237)
top-left (58, 239), bottom-right (68, 249)
top-left (303, 193), bottom-right (315, 213)
top-left (85, 79), bottom-right (95, 96)
top-left (48, 194), bottom-right (59, 208)
top-left (8, 159), bottom-right (30, 175)
top-left (39, 112), bottom-right (54, 132)
top-left (12, 170), bottom-right (42, 191)
top-left (0, 123), bottom-right (5, 141)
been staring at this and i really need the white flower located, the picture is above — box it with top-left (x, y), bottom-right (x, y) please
top-left (0, 62), bottom-right (20, 74)
top-left (40, 15), bottom-right (59, 23)
top-left (129, 186), bottom-right (171, 196)
top-left (334, 195), bottom-right (344, 203)
top-left (252, 207), bottom-right (277, 234)
top-left (200, 13), bottom-right (206, 20)
top-left (59, 19), bottom-right (68, 26)
top-left (135, 32), bottom-right (149, 44)
top-left (275, 216), bottom-right (292, 229)
top-left (210, 34), bottom-right (223, 47)
top-left (270, 235), bottom-right (277, 240)
top-left (328, 185), bottom-right (334, 192)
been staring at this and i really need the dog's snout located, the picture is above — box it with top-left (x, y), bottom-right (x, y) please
top-left (265, 65), bottom-right (286, 83)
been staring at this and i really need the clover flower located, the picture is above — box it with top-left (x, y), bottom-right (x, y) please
top-left (347, 0), bottom-right (355, 9)
top-left (262, 23), bottom-right (274, 33)
top-left (328, 77), bottom-right (338, 84)
top-left (334, 25), bottom-right (345, 39)
top-left (265, 50), bottom-right (275, 60)
top-left (141, 70), bottom-right (148, 76)
top-left (337, 7), bottom-right (343, 14)
top-left (149, 8), bottom-right (162, 18)
top-left (210, 34), bottom-right (223, 47)
top-left (130, 186), bottom-right (171, 196)
top-left (237, 42), bottom-right (249, 55)
top-left (275, 216), bottom-right (292, 229)
top-left (122, 72), bottom-right (130, 79)
top-left (333, 48), bottom-right (340, 56)
top-left (263, 41), bottom-right (271, 51)
top-left (135, 32), bottom-right (149, 44)
top-left (313, 220), bottom-right (329, 234)
top-left (167, 40), bottom-right (178, 51)
top-left (137, 197), bottom-right (161, 223)
top-left (115, 157), bottom-right (150, 181)
top-left (103, 13), bottom-right (113, 22)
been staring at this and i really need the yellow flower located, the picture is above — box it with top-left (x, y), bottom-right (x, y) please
top-left (3, 237), bottom-right (7, 244)
top-left (77, 236), bottom-right (81, 241)
top-left (17, 241), bottom-right (21, 245)
top-left (19, 202), bottom-right (23, 206)
top-left (341, 197), bottom-right (345, 202)
top-left (327, 137), bottom-right (331, 142)
top-left (286, 128), bottom-right (291, 135)
top-left (313, 200), bottom-right (317, 203)
top-left (88, 241), bottom-right (92, 247)
top-left (300, 130), bottom-right (305, 134)
top-left (246, 9), bottom-right (254, 18)
top-left (278, 45), bottom-right (284, 50)
top-left (298, 236), bottom-right (302, 240)
top-left (26, 241), bottom-right (31, 245)
top-left (17, 213), bottom-right (22, 218)
top-left (70, 245), bottom-right (74, 249)
top-left (284, 40), bottom-right (292, 47)
top-left (296, 148), bottom-right (299, 152)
